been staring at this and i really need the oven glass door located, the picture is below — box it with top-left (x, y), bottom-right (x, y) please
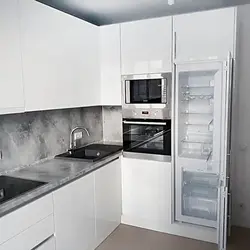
top-left (127, 79), bottom-right (164, 104)
top-left (123, 120), bottom-right (171, 155)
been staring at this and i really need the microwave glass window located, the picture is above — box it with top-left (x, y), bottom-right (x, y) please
top-left (128, 79), bottom-right (162, 104)
top-left (123, 121), bottom-right (171, 155)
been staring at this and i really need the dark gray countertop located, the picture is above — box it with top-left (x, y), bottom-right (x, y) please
top-left (0, 147), bottom-right (122, 218)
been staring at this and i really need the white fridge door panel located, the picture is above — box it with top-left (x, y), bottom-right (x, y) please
top-left (217, 53), bottom-right (233, 250)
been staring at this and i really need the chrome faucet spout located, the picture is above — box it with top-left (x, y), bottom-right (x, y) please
top-left (69, 127), bottom-right (90, 150)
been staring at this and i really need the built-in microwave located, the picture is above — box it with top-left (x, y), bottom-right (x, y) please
top-left (122, 73), bottom-right (172, 120)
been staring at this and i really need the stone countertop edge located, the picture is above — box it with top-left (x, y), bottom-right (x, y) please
top-left (0, 150), bottom-right (122, 218)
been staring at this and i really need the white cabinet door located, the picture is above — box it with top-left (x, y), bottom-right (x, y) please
top-left (121, 17), bottom-right (172, 75)
top-left (53, 173), bottom-right (95, 250)
top-left (121, 157), bottom-right (171, 232)
top-left (95, 158), bottom-right (122, 246)
top-left (174, 8), bottom-right (236, 61)
top-left (100, 24), bottom-right (122, 106)
top-left (20, 0), bottom-right (100, 112)
top-left (0, 0), bottom-right (24, 114)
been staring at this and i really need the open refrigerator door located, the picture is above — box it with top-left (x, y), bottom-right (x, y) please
top-left (217, 53), bottom-right (233, 250)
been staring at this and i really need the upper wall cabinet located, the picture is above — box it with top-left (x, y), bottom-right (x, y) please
top-left (0, 0), bottom-right (25, 114)
top-left (100, 24), bottom-right (122, 106)
top-left (121, 17), bottom-right (172, 75)
top-left (174, 7), bottom-right (236, 61)
top-left (20, 0), bottom-right (100, 112)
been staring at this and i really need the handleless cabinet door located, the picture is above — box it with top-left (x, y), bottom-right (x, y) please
top-left (53, 173), bottom-right (95, 250)
top-left (0, 0), bottom-right (24, 114)
top-left (95, 158), bottom-right (122, 247)
top-left (100, 24), bottom-right (122, 105)
top-left (121, 17), bottom-right (172, 75)
top-left (174, 7), bottom-right (236, 61)
top-left (20, 0), bottom-right (100, 111)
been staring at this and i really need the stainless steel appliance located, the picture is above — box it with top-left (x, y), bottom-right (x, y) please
top-left (122, 73), bottom-right (172, 120)
top-left (123, 119), bottom-right (171, 162)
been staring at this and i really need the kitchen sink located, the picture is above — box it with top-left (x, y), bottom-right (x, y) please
top-left (0, 176), bottom-right (46, 205)
top-left (56, 143), bottom-right (122, 162)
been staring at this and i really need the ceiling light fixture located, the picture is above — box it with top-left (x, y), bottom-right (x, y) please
top-left (168, 0), bottom-right (175, 5)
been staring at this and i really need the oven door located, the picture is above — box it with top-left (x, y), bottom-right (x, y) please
top-left (123, 120), bottom-right (171, 159)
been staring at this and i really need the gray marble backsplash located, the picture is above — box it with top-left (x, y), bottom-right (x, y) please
top-left (102, 106), bottom-right (122, 143)
top-left (0, 107), bottom-right (103, 171)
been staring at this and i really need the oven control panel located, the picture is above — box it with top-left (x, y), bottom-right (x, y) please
top-left (123, 108), bottom-right (171, 120)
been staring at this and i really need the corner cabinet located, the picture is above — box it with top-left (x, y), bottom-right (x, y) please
top-left (100, 24), bottom-right (122, 106)
top-left (19, 0), bottom-right (100, 112)
top-left (121, 17), bottom-right (172, 75)
top-left (0, 0), bottom-right (25, 115)
top-left (174, 7), bottom-right (236, 61)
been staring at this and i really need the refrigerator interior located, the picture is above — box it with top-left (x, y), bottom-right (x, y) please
top-left (175, 63), bottom-right (224, 228)
top-left (178, 70), bottom-right (216, 162)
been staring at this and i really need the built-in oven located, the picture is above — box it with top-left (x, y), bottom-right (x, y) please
top-left (123, 119), bottom-right (171, 162)
top-left (122, 73), bottom-right (172, 120)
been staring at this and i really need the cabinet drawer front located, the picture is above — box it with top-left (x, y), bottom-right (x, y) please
top-left (35, 236), bottom-right (56, 250)
top-left (0, 194), bottom-right (53, 244)
top-left (0, 214), bottom-right (54, 250)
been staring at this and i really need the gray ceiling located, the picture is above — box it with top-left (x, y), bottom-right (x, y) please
top-left (37, 0), bottom-right (250, 25)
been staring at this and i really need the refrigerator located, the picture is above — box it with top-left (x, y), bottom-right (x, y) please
top-left (174, 53), bottom-right (233, 250)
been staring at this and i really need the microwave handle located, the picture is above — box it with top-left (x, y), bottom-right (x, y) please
top-left (123, 121), bottom-right (167, 126)
top-left (162, 78), bottom-right (171, 104)
top-left (125, 80), bottom-right (130, 103)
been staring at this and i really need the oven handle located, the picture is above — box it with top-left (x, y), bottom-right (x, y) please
top-left (123, 121), bottom-right (167, 126)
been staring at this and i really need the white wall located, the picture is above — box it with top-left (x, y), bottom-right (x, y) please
top-left (232, 4), bottom-right (250, 228)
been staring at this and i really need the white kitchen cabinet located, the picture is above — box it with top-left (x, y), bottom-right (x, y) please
top-left (121, 17), bottom-right (172, 75)
top-left (121, 157), bottom-right (170, 232)
top-left (53, 173), bottom-right (95, 250)
top-left (0, 0), bottom-right (24, 114)
top-left (100, 24), bottom-right (122, 106)
top-left (20, 0), bottom-right (100, 112)
top-left (0, 194), bottom-right (54, 250)
top-left (95, 158), bottom-right (122, 246)
top-left (174, 7), bottom-right (236, 61)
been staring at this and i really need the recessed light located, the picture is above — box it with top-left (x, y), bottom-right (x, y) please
top-left (168, 0), bottom-right (175, 5)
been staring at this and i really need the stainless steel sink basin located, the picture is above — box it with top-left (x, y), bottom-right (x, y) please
top-left (55, 143), bottom-right (122, 162)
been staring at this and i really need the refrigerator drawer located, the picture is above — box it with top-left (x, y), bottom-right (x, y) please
top-left (182, 196), bottom-right (217, 221)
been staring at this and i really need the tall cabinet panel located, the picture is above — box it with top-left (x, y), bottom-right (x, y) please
top-left (174, 8), bottom-right (236, 61)
top-left (100, 24), bottom-right (122, 105)
top-left (0, 0), bottom-right (24, 114)
top-left (20, 0), bottom-right (100, 111)
top-left (121, 17), bottom-right (172, 75)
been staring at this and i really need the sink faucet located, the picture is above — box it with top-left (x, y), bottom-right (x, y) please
top-left (69, 127), bottom-right (90, 150)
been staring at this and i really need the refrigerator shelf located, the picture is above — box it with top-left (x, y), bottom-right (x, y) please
top-left (184, 119), bottom-right (213, 127)
top-left (181, 85), bottom-right (214, 89)
top-left (182, 94), bottom-right (214, 101)
top-left (181, 138), bottom-right (213, 144)
top-left (181, 111), bottom-right (213, 115)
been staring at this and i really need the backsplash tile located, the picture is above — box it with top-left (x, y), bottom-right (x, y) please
top-left (0, 106), bottom-right (103, 171)
top-left (102, 106), bottom-right (122, 142)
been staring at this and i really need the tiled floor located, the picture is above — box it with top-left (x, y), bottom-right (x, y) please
top-left (96, 224), bottom-right (250, 250)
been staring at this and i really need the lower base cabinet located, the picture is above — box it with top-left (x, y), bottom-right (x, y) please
top-left (53, 157), bottom-right (122, 250)
top-left (53, 173), bottom-right (96, 250)
top-left (95, 158), bottom-right (122, 247)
